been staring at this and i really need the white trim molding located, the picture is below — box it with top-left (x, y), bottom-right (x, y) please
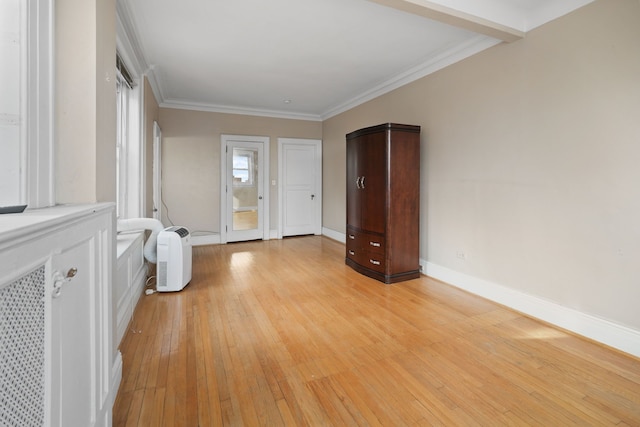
top-left (108, 351), bottom-right (123, 425)
top-left (321, 34), bottom-right (500, 120)
top-left (161, 99), bottom-right (322, 122)
top-left (116, 0), bottom-right (148, 76)
top-left (422, 260), bottom-right (640, 358)
top-left (191, 234), bottom-right (220, 246)
top-left (157, 35), bottom-right (501, 122)
top-left (322, 227), bottom-right (346, 244)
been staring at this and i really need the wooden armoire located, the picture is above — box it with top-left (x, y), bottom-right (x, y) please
top-left (345, 123), bottom-right (421, 284)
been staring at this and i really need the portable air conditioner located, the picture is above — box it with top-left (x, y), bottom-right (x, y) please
top-left (156, 226), bottom-right (192, 292)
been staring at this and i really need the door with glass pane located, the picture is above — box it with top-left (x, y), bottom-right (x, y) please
top-left (226, 141), bottom-right (264, 242)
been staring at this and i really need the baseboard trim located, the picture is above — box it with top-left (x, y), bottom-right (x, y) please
top-left (191, 231), bottom-right (283, 245)
top-left (111, 351), bottom-right (123, 394)
top-left (422, 260), bottom-right (640, 358)
top-left (106, 351), bottom-right (123, 425)
top-left (322, 227), bottom-right (346, 244)
top-left (191, 234), bottom-right (220, 246)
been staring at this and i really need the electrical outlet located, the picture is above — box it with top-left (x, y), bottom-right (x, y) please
top-left (456, 251), bottom-right (466, 260)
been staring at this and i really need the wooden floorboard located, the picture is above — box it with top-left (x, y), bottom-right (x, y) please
top-left (112, 236), bottom-right (640, 426)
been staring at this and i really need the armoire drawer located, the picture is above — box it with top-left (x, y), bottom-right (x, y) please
top-left (346, 247), bottom-right (386, 274)
top-left (346, 229), bottom-right (385, 252)
top-left (346, 228), bottom-right (386, 273)
top-left (362, 249), bottom-right (385, 273)
top-left (362, 234), bottom-right (384, 255)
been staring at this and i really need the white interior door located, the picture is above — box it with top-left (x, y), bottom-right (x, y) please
top-left (278, 138), bottom-right (322, 238)
top-left (221, 136), bottom-right (269, 243)
top-left (152, 122), bottom-right (162, 222)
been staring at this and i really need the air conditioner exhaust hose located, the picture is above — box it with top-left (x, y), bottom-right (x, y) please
top-left (116, 218), bottom-right (165, 264)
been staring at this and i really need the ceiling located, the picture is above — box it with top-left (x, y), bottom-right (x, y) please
top-left (117, 0), bottom-right (594, 121)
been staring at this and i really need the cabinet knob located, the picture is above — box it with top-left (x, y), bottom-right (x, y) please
top-left (369, 241), bottom-right (381, 247)
top-left (52, 267), bottom-right (78, 298)
top-left (369, 259), bottom-right (381, 266)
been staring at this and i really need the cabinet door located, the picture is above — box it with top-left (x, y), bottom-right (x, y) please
top-left (346, 137), bottom-right (362, 229)
top-left (50, 237), bottom-right (95, 427)
top-left (359, 133), bottom-right (386, 234)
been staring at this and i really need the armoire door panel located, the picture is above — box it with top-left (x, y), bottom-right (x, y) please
top-left (346, 138), bottom-right (361, 229)
top-left (359, 134), bottom-right (386, 234)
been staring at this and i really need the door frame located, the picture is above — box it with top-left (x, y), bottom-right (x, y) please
top-left (220, 134), bottom-right (270, 244)
top-left (277, 138), bottom-right (322, 239)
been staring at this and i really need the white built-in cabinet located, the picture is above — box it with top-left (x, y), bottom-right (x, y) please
top-left (0, 204), bottom-right (119, 427)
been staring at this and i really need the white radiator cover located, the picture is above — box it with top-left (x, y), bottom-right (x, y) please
top-left (0, 266), bottom-right (46, 427)
top-left (0, 203), bottom-right (117, 427)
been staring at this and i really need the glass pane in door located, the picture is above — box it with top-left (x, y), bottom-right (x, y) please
top-left (232, 148), bottom-right (259, 231)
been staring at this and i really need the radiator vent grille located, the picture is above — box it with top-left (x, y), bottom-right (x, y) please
top-left (158, 261), bottom-right (167, 288)
top-left (0, 266), bottom-right (46, 427)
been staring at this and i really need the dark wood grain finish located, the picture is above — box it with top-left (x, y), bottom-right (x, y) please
top-left (346, 123), bottom-right (420, 284)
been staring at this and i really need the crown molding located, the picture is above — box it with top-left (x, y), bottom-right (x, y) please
top-left (144, 65), bottom-right (165, 105)
top-left (160, 35), bottom-right (499, 122)
top-left (115, 1), bottom-right (148, 75)
top-left (321, 34), bottom-right (500, 120)
top-left (116, 0), bottom-right (168, 103)
top-left (160, 99), bottom-right (323, 122)
top-left (116, 0), bottom-right (595, 122)
top-left (115, 17), bottom-right (143, 80)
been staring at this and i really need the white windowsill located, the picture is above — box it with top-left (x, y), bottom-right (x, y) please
top-left (116, 231), bottom-right (144, 260)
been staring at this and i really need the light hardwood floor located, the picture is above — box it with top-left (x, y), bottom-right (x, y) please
top-left (113, 236), bottom-right (640, 426)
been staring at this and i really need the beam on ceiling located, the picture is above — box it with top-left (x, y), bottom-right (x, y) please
top-left (368, 0), bottom-right (524, 42)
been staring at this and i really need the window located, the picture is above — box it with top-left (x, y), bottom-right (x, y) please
top-left (233, 149), bottom-right (256, 186)
top-left (115, 53), bottom-right (141, 219)
top-left (0, 0), bottom-right (22, 205)
top-left (116, 69), bottom-right (130, 218)
top-left (0, 0), bottom-right (53, 208)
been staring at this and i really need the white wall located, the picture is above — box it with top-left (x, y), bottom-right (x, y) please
top-left (55, 0), bottom-right (116, 204)
top-left (157, 108), bottom-right (321, 235)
